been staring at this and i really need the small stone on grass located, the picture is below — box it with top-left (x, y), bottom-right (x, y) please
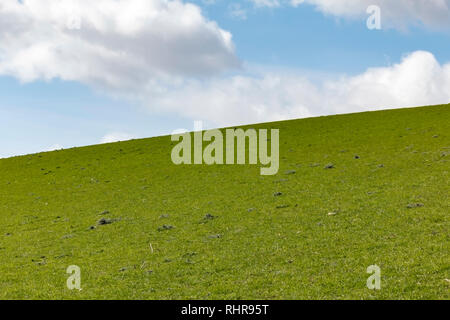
top-left (204, 213), bottom-right (216, 220)
top-left (158, 225), bottom-right (174, 231)
top-left (406, 203), bottom-right (424, 209)
top-left (97, 218), bottom-right (113, 225)
top-left (273, 192), bottom-right (283, 197)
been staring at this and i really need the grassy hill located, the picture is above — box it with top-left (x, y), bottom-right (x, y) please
top-left (0, 104), bottom-right (448, 299)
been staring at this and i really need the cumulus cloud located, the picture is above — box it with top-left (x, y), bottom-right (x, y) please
top-left (254, 0), bottom-right (450, 30)
top-left (0, 1), bottom-right (448, 130)
top-left (0, 0), bottom-right (239, 89)
top-left (140, 51), bottom-right (450, 126)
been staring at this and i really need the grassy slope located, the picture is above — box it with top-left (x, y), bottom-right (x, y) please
top-left (0, 105), bottom-right (449, 300)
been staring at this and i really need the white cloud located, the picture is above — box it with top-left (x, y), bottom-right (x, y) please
top-left (255, 0), bottom-right (450, 30)
top-left (229, 3), bottom-right (248, 20)
top-left (0, 1), bottom-right (448, 131)
top-left (140, 51), bottom-right (450, 127)
top-left (250, 0), bottom-right (281, 8)
top-left (100, 132), bottom-right (137, 144)
top-left (0, 0), bottom-right (239, 88)
top-left (43, 144), bottom-right (64, 152)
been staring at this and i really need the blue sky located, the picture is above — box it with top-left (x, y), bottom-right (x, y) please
top-left (0, 0), bottom-right (449, 158)
top-left (197, 1), bottom-right (450, 73)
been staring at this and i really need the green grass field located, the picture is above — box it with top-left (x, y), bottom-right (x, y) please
top-left (0, 105), bottom-right (448, 299)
